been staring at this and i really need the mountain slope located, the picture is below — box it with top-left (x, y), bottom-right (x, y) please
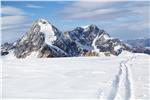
top-left (1, 19), bottom-right (80, 58)
top-left (14, 18), bottom-right (70, 58)
top-left (66, 25), bottom-right (131, 56)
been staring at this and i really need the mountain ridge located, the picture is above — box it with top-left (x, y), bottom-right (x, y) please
top-left (125, 38), bottom-right (150, 54)
top-left (1, 18), bottom-right (148, 58)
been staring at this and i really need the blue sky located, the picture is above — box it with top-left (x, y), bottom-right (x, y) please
top-left (1, 1), bottom-right (150, 43)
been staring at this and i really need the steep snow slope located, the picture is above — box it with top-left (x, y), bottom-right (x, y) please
top-left (37, 18), bottom-right (57, 45)
top-left (1, 52), bottom-right (149, 100)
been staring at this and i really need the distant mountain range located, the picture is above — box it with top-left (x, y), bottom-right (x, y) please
top-left (126, 38), bottom-right (150, 48)
top-left (125, 38), bottom-right (150, 54)
top-left (1, 19), bottom-right (149, 58)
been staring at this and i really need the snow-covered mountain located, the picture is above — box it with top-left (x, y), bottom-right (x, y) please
top-left (126, 38), bottom-right (150, 48)
top-left (1, 19), bottom-right (79, 58)
top-left (66, 25), bottom-right (131, 56)
top-left (1, 18), bottom-right (135, 58)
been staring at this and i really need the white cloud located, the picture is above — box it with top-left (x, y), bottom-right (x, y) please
top-left (60, 1), bottom-right (150, 28)
top-left (59, 1), bottom-right (123, 20)
top-left (1, 15), bottom-right (31, 43)
top-left (26, 4), bottom-right (44, 8)
top-left (2, 15), bottom-right (28, 26)
top-left (60, 1), bottom-right (149, 21)
top-left (63, 8), bottom-right (119, 19)
top-left (1, 5), bottom-right (32, 43)
top-left (2, 27), bottom-right (29, 43)
top-left (1, 6), bottom-right (25, 15)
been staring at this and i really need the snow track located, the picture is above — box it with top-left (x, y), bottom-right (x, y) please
top-left (121, 60), bottom-right (131, 100)
top-left (106, 55), bottom-right (135, 100)
top-left (107, 61), bottom-right (123, 100)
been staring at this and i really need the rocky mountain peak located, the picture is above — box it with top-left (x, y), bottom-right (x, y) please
top-left (86, 24), bottom-right (99, 30)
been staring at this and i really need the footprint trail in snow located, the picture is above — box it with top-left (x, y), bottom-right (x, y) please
top-left (98, 55), bottom-right (135, 100)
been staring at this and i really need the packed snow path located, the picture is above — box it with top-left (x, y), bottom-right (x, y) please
top-left (106, 55), bottom-right (135, 100)
top-left (1, 52), bottom-right (149, 100)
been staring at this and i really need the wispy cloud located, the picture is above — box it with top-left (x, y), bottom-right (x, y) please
top-left (59, 1), bottom-right (149, 20)
top-left (2, 27), bottom-right (30, 43)
top-left (1, 15), bottom-right (31, 42)
top-left (2, 15), bottom-right (28, 26)
top-left (26, 4), bottom-right (44, 8)
top-left (1, 15), bottom-right (32, 42)
top-left (1, 6), bottom-right (31, 43)
top-left (1, 6), bottom-right (30, 31)
top-left (1, 6), bottom-right (25, 15)
top-left (61, 8), bottom-right (120, 19)
top-left (59, 1), bottom-right (118, 20)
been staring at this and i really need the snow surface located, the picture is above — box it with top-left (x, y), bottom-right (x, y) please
top-left (1, 52), bottom-right (149, 100)
top-left (102, 34), bottom-right (110, 40)
top-left (81, 25), bottom-right (90, 29)
top-left (1, 50), bottom-right (15, 59)
top-left (38, 19), bottom-right (57, 45)
top-left (92, 35), bottom-right (99, 53)
top-left (114, 45), bottom-right (122, 51)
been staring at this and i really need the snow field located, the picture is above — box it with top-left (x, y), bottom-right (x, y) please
top-left (1, 52), bottom-right (149, 100)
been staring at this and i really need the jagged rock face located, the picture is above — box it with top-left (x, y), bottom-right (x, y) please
top-left (14, 33), bottom-right (45, 58)
top-left (14, 19), bottom-right (45, 58)
top-left (54, 38), bottom-right (80, 56)
top-left (94, 36), bottom-right (132, 56)
top-left (1, 42), bottom-right (15, 56)
top-left (66, 25), bottom-right (128, 55)
top-left (67, 25), bottom-right (103, 50)
top-left (96, 39), bottom-right (122, 55)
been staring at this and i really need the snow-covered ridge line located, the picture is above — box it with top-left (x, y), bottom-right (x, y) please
top-left (1, 18), bottom-right (149, 58)
top-left (37, 18), bottom-right (57, 45)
